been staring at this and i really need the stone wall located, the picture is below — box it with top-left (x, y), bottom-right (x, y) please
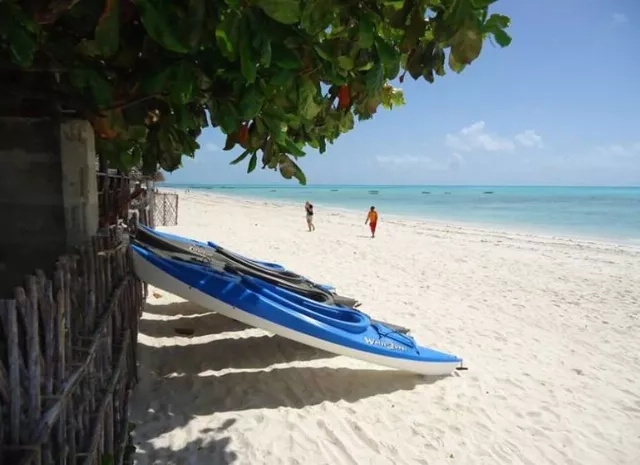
top-left (0, 118), bottom-right (66, 296)
top-left (0, 118), bottom-right (98, 296)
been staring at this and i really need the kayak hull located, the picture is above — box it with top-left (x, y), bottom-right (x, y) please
top-left (131, 245), bottom-right (462, 376)
top-left (134, 224), bottom-right (412, 334)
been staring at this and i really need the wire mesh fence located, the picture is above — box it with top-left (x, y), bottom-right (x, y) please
top-left (152, 193), bottom-right (179, 227)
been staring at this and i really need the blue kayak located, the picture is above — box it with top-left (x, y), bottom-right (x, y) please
top-left (130, 243), bottom-right (463, 376)
top-left (134, 224), bottom-right (412, 334)
top-left (135, 223), bottom-right (333, 289)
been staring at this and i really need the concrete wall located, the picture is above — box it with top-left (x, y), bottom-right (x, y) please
top-left (0, 118), bottom-right (98, 297)
top-left (60, 120), bottom-right (99, 246)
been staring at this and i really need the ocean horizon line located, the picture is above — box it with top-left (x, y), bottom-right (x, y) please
top-left (163, 182), bottom-right (640, 189)
top-left (163, 183), bottom-right (640, 245)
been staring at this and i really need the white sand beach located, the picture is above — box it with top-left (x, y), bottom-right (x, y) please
top-left (130, 190), bottom-right (640, 465)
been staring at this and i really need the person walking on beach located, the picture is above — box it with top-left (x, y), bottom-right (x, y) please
top-left (305, 201), bottom-right (315, 232)
top-left (365, 206), bottom-right (378, 238)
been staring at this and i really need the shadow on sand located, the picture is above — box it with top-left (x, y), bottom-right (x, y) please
top-left (132, 418), bottom-right (238, 465)
top-left (137, 332), bottom-right (340, 374)
top-left (140, 306), bottom-right (250, 338)
top-left (131, 301), bottom-right (445, 464)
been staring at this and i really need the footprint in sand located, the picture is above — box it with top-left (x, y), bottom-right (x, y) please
top-left (316, 419), bottom-right (357, 465)
top-left (347, 418), bottom-right (381, 453)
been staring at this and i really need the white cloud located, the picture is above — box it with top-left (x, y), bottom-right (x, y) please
top-left (445, 121), bottom-right (543, 153)
top-left (445, 121), bottom-right (513, 152)
top-left (204, 143), bottom-right (220, 152)
top-left (514, 129), bottom-right (544, 148)
top-left (613, 13), bottom-right (628, 24)
top-left (449, 152), bottom-right (464, 170)
top-left (596, 142), bottom-right (640, 158)
top-left (376, 154), bottom-right (433, 166)
top-left (376, 153), bottom-right (462, 171)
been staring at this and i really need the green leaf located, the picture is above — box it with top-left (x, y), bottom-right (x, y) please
top-left (282, 137), bottom-right (306, 157)
top-left (278, 154), bottom-right (306, 182)
top-left (406, 49), bottom-right (423, 80)
top-left (390, 0), bottom-right (412, 28)
top-left (365, 63), bottom-right (384, 97)
top-left (240, 18), bottom-right (257, 83)
top-left (260, 39), bottom-right (272, 67)
top-left (184, 0), bottom-right (206, 50)
top-left (300, 0), bottom-right (334, 35)
top-left (272, 46), bottom-right (302, 69)
top-left (216, 14), bottom-right (239, 60)
top-left (239, 87), bottom-right (265, 120)
top-left (247, 153), bottom-right (258, 172)
top-left (338, 111), bottom-right (354, 133)
top-left (270, 69), bottom-right (295, 87)
top-left (261, 138), bottom-right (276, 167)
top-left (8, 27), bottom-right (37, 67)
top-left (217, 102), bottom-right (241, 133)
top-left (450, 22), bottom-right (483, 65)
top-left (381, 85), bottom-right (405, 109)
top-left (401, 8), bottom-right (426, 51)
top-left (337, 56), bottom-right (354, 70)
top-left (318, 137), bottom-right (327, 154)
top-left (0, 3), bottom-right (38, 67)
top-left (95, 0), bottom-right (120, 56)
top-left (444, 0), bottom-right (471, 25)
top-left (485, 14), bottom-right (511, 30)
top-left (291, 159), bottom-right (307, 185)
top-left (433, 48), bottom-right (446, 76)
top-left (224, 132), bottom-right (238, 151)
top-left (247, 121), bottom-right (264, 150)
top-left (76, 39), bottom-right (102, 58)
top-left (254, 0), bottom-right (301, 25)
top-left (230, 149), bottom-right (250, 165)
top-left (314, 44), bottom-right (331, 60)
top-left (279, 158), bottom-right (295, 179)
top-left (471, 0), bottom-right (498, 6)
top-left (298, 79), bottom-right (322, 120)
top-left (358, 15), bottom-right (375, 49)
top-left (70, 70), bottom-right (114, 107)
top-left (135, 1), bottom-right (190, 53)
top-left (170, 62), bottom-right (195, 104)
top-left (448, 50), bottom-right (466, 73)
top-left (376, 38), bottom-right (400, 79)
top-left (492, 28), bottom-right (512, 47)
top-left (423, 67), bottom-right (434, 83)
top-left (141, 66), bottom-right (174, 94)
top-left (261, 109), bottom-right (288, 142)
top-left (126, 125), bottom-right (148, 141)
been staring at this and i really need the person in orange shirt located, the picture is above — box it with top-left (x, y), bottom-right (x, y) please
top-left (365, 206), bottom-right (378, 238)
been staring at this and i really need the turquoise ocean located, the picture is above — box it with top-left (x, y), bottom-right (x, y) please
top-left (166, 184), bottom-right (640, 245)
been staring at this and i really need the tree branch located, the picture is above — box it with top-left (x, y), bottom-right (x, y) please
top-left (101, 94), bottom-right (167, 113)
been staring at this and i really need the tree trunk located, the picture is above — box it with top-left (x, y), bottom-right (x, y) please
top-left (0, 118), bottom-right (98, 296)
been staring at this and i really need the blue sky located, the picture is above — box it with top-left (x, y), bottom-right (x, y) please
top-left (165, 0), bottom-right (640, 187)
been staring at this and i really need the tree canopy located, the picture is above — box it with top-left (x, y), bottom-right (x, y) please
top-left (0, 0), bottom-right (511, 184)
